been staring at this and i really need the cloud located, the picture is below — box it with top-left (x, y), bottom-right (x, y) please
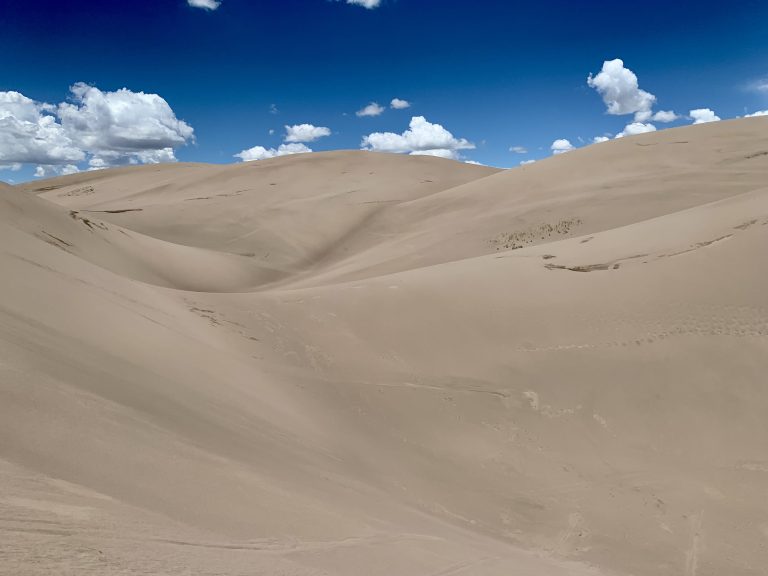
top-left (550, 139), bottom-right (575, 154)
top-left (651, 110), bottom-right (679, 123)
top-left (588, 59), bottom-right (657, 121)
top-left (269, 103), bottom-right (279, 115)
top-left (0, 91), bottom-right (84, 165)
top-left (356, 102), bottom-right (385, 117)
top-left (746, 79), bottom-right (768, 93)
top-left (345, 0), bottom-right (382, 7)
top-left (234, 143), bottom-right (311, 162)
top-left (188, 0), bottom-right (221, 10)
top-left (390, 98), bottom-right (411, 109)
top-left (0, 85), bottom-right (193, 171)
top-left (746, 110), bottom-right (768, 117)
top-left (689, 108), bottom-right (721, 124)
top-left (34, 164), bottom-right (79, 178)
top-left (615, 122), bottom-right (657, 138)
top-left (592, 136), bottom-right (610, 144)
top-left (58, 83), bottom-right (194, 166)
top-left (509, 145), bottom-right (527, 154)
top-left (361, 116), bottom-right (474, 160)
top-left (464, 160), bottom-right (484, 165)
top-left (520, 159), bottom-right (536, 165)
top-left (284, 123), bottom-right (331, 143)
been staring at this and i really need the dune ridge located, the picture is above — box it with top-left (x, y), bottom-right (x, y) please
top-left (2, 117), bottom-right (768, 575)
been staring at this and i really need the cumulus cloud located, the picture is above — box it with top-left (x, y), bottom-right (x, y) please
top-left (234, 143), bottom-right (311, 162)
top-left (35, 164), bottom-right (79, 178)
top-left (588, 59), bottom-right (657, 121)
top-left (0, 85), bottom-right (193, 171)
top-left (356, 102), bottom-right (385, 117)
top-left (509, 145), bottom-right (527, 154)
top-left (284, 123), bottom-right (331, 143)
top-left (361, 116), bottom-right (474, 160)
top-left (188, 0), bottom-right (221, 10)
top-left (746, 110), bottom-right (768, 117)
top-left (689, 108), bottom-right (721, 124)
top-left (464, 160), bottom-right (484, 165)
top-left (550, 139), bottom-right (575, 154)
top-left (345, 0), bottom-right (381, 7)
top-left (390, 98), bottom-right (411, 109)
top-left (592, 136), bottom-right (611, 144)
top-left (651, 110), bottom-right (679, 123)
top-left (0, 91), bottom-right (84, 165)
top-left (615, 122), bottom-right (657, 138)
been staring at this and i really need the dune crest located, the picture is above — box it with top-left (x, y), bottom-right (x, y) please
top-left (2, 117), bottom-right (768, 575)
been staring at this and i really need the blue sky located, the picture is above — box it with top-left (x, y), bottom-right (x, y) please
top-left (2, 0), bottom-right (768, 182)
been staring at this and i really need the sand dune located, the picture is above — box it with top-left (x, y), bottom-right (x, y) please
top-left (2, 117), bottom-right (768, 575)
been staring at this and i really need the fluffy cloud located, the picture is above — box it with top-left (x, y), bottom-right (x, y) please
top-left (0, 91), bottom-right (84, 165)
top-left (651, 110), bottom-right (679, 123)
top-left (592, 136), bottom-right (611, 144)
top-left (746, 110), bottom-right (768, 117)
top-left (390, 98), bottom-right (411, 109)
top-left (615, 122), bottom-right (657, 138)
top-left (58, 83), bottom-right (194, 161)
top-left (234, 143), bottom-right (311, 162)
top-left (550, 139), bottom-right (575, 154)
top-left (356, 102), bottom-right (385, 117)
top-left (345, 0), bottom-right (381, 7)
top-left (0, 84), bottom-right (194, 172)
top-left (284, 123), bottom-right (331, 143)
top-left (520, 159), bottom-right (536, 165)
top-left (361, 116), bottom-right (474, 160)
top-left (588, 59), bottom-right (657, 121)
top-left (689, 108), bottom-right (721, 124)
top-left (35, 164), bottom-right (79, 178)
top-left (509, 145), bottom-right (527, 154)
top-left (188, 0), bottom-right (221, 10)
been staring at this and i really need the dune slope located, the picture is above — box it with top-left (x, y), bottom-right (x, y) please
top-left (2, 117), bottom-right (768, 576)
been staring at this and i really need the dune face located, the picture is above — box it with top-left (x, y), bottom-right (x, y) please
top-left (2, 118), bottom-right (768, 575)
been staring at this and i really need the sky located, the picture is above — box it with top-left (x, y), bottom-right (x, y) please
top-left (2, 0), bottom-right (768, 182)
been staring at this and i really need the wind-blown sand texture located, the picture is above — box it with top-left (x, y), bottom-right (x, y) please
top-left (2, 117), bottom-right (768, 575)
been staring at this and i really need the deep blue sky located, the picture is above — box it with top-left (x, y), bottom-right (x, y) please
top-left (2, 0), bottom-right (768, 181)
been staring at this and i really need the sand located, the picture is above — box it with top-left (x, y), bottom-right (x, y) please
top-left (2, 116), bottom-right (768, 575)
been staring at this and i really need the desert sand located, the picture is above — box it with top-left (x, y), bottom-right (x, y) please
top-left (1, 117), bottom-right (768, 575)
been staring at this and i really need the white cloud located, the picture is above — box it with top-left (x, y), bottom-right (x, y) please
top-left (746, 110), bottom-right (768, 117)
top-left (588, 59), bottom-right (657, 121)
top-left (550, 139), bottom-right (575, 154)
top-left (284, 123), bottom-right (331, 143)
top-left (592, 136), bottom-right (611, 144)
top-left (509, 145), bottom-right (527, 154)
top-left (269, 103), bottom-right (279, 115)
top-left (1, 85), bottom-right (193, 171)
top-left (652, 110), bottom-right (679, 123)
top-left (188, 0), bottom-right (221, 10)
top-left (58, 83), bottom-right (193, 162)
top-left (234, 143), bottom-right (312, 162)
top-left (356, 102), bottom-right (385, 117)
top-left (35, 164), bottom-right (80, 178)
top-left (361, 116), bottom-right (474, 160)
top-left (689, 108), bottom-right (721, 124)
top-left (345, 0), bottom-right (381, 7)
top-left (0, 163), bottom-right (22, 171)
top-left (615, 122), bottom-right (657, 138)
top-left (0, 91), bottom-right (84, 165)
top-left (520, 159), bottom-right (536, 165)
top-left (464, 160), bottom-right (484, 165)
top-left (390, 98), bottom-right (411, 109)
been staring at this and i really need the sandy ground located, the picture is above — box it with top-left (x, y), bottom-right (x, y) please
top-left (2, 117), bottom-right (768, 575)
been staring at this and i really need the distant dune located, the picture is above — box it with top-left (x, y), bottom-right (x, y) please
top-left (2, 117), bottom-right (768, 575)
